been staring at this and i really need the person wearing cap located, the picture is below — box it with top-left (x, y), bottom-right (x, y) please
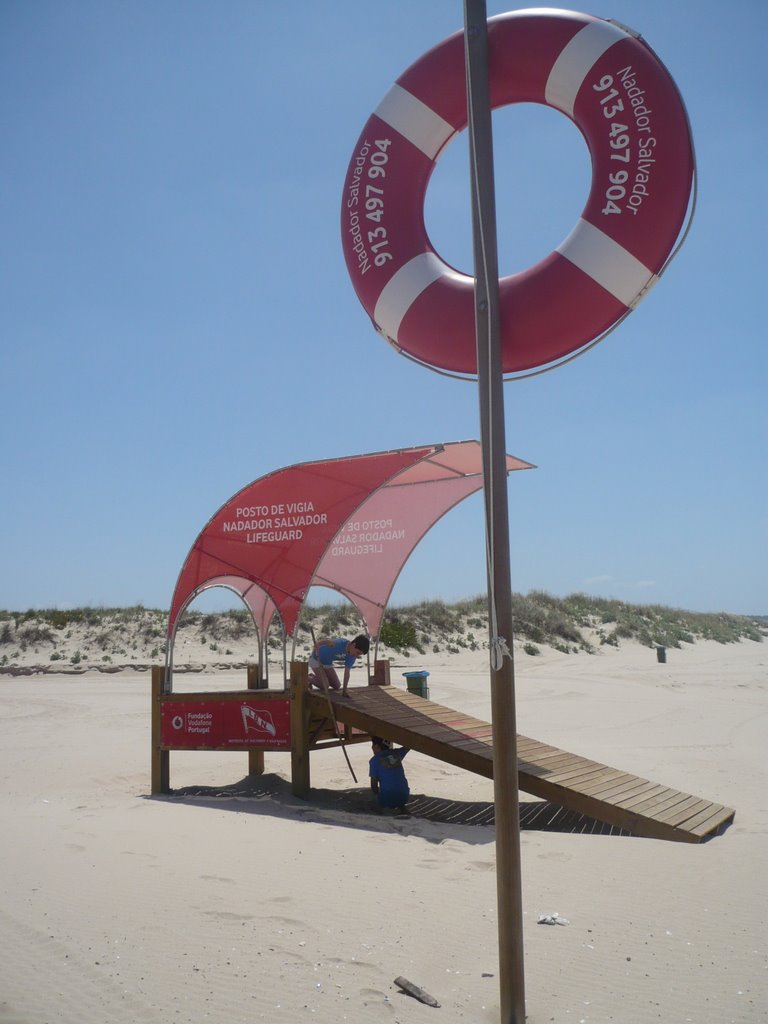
top-left (369, 736), bottom-right (410, 812)
top-left (308, 635), bottom-right (369, 696)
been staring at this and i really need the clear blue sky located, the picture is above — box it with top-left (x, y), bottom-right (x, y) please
top-left (1, 1), bottom-right (765, 616)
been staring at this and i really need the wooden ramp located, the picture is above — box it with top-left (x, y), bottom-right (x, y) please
top-left (308, 687), bottom-right (734, 844)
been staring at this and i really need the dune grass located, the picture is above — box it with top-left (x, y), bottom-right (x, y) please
top-left (372, 592), bottom-right (764, 655)
top-left (0, 594), bottom-right (763, 668)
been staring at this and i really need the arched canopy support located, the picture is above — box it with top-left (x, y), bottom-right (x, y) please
top-left (166, 576), bottom-right (280, 679)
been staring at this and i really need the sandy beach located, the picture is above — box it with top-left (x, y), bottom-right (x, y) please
top-left (1, 637), bottom-right (765, 1023)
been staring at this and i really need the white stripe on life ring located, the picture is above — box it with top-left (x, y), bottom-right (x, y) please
top-left (557, 220), bottom-right (658, 307)
top-left (373, 251), bottom-right (470, 343)
top-left (545, 20), bottom-right (628, 117)
top-left (374, 83), bottom-right (454, 159)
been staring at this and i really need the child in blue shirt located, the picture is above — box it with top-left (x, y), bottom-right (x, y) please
top-left (369, 736), bottom-right (410, 811)
top-left (308, 635), bottom-right (369, 695)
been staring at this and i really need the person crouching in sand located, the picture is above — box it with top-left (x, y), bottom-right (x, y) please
top-left (369, 736), bottom-right (410, 812)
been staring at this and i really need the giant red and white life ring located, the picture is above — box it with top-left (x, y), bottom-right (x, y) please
top-left (341, 9), bottom-right (694, 375)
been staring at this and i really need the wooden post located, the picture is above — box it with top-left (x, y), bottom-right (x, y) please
top-left (151, 665), bottom-right (170, 794)
top-left (464, 2), bottom-right (526, 1021)
top-left (247, 663), bottom-right (266, 776)
top-left (371, 658), bottom-right (391, 686)
top-left (247, 663), bottom-right (267, 689)
top-left (289, 660), bottom-right (310, 796)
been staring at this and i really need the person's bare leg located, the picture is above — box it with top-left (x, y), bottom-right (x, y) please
top-left (310, 664), bottom-right (341, 692)
top-left (324, 667), bottom-right (342, 690)
top-left (308, 666), bottom-right (325, 690)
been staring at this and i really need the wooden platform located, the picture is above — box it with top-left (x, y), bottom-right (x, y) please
top-left (308, 686), bottom-right (734, 844)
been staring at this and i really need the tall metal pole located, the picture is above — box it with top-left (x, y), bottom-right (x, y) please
top-left (463, 2), bottom-right (526, 1021)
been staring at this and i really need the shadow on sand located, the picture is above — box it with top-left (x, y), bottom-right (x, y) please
top-left (153, 772), bottom-right (633, 839)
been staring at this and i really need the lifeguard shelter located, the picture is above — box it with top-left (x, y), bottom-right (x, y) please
top-left (152, 440), bottom-right (734, 843)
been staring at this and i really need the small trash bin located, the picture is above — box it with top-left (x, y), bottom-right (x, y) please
top-left (403, 670), bottom-right (430, 698)
top-left (656, 645), bottom-right (667, 664)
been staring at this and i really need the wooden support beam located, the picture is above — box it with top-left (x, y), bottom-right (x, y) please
top-left (371, 659), bottom-right (391, 686)
top-left (247, 662), bottom-right (266, 777)
top-left (247, 663), bottom-right (267, 689)
top-left (151, 665), bottom-right (170, 794)
top-left (290, 661), bottom-right (310, 797)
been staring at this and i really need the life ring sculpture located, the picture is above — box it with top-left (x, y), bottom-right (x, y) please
top-left (341, 9), bottom-right (694, 376)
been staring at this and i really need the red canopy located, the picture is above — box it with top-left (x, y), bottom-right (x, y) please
top-left (167, 441), bottom-right (534, 654)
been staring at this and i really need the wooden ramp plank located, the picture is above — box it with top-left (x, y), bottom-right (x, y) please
top-left (688, 805), bottom-right (732, 837)
top-left (307, 687), bottom-right (734, 843)
top-left (616, 784), bottom-right (670, 810)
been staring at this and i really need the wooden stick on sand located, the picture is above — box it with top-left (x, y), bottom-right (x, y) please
top-left (394, 976), bottom-right (441, 1008)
